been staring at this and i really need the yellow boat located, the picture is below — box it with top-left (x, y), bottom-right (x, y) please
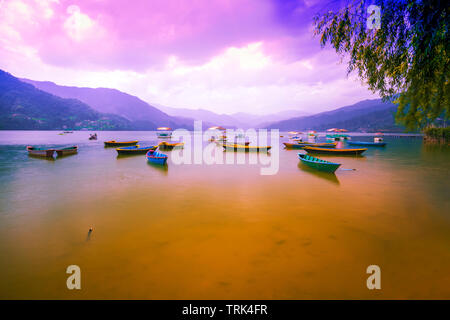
top-left (283, 142), bottom-right (337, 149)
top-left (104, 140), bottom-right (138, 147)
top-left (158, 141), bottom-right (185, 151)
top-left (223, 144), bottom-right (271, 152)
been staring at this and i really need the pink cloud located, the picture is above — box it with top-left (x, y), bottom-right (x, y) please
top-left (0, 0), bottom-right (378, 115)
top-left (1, 0), bottom-right (337, 71)
top-left (5, 0), bottom-right (293, 70)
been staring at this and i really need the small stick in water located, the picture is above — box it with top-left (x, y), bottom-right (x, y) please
top-left (86, 227), bottom-right (93, 241)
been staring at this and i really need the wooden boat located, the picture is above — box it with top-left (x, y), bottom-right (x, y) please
top-left (210, 136), bottom-right (228, 142)
top-left (156, 127), bottom-right (172, 138)
top-left (283, 142), bottom-right (337, 149)
top-left (326, 133), bottom-right (349, 140)
top-left (298, 153), bottom-right (341, 173)
top-left (374, 137), bottom-right (384, 143)
top-left (56, 146), bottom-right (78, 156)
top-left (303, 146), bottom-right (367, 155)
top-left (104, 140), bottom-right (138, 147)
top-left (26, 146), bottom-right (55, 158)
top-left (158, 141), bottom-right (184, 151)
top-left (157, 132), bottom-right (171, 138)
top-left (146, 150), bottom-right (168, 165)
top-left (116, 145), bottom-right (157, 155)
top-left (214, 140), bottom-right (250, 147)
top-left (284, 142), bottom-right (308, 149)
top-left (228, 141), bottom-right (250, 146)
top-left (348, 141), bottom-right (386, 147)
top-left (223, 144), bottom-right (271, 152)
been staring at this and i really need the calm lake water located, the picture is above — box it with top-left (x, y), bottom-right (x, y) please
top-left (0, 130), bottom-right (449, 299)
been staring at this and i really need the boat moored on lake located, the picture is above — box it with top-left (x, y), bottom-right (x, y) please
top-left (55, 146), bottom-right (78, 156)
top-left (347, 141), bottom-right (386, 147)
top-left (326, 133), bottom-right (350, 141)
top-left (303, 146), bottom-right (367, 155)
top-left (26, 146), bottom-right (55, 158)
top-left (156, 127), bottom-right (172, 139)
top-left (158, 141), bottom-right (184, 151)
top-left (146, 150), bottom-right (168, 165)
top-left (104, 140), bottom-right (138, 147)
top-left (298, 153), bottom-right (341, 173)
top-left (223, 144), bottom-right (271, 152)
top-left (288, 131), bottom-right (302, 139)
top-left (283, 142), bottom-right (337, 149)
top-left (116, 145), bottom-right (157, 155)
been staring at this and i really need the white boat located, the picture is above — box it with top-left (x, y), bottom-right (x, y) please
top-left (156, 127), bottom-right (172, 138)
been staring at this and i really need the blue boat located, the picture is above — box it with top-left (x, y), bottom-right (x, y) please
top-left (146, 150), bottom-right (168, 165)
top-left (298, 153), bottom-right (341, 173)
top-left (116, 145), bottom-right (157, 155)
top-left (348, 141), bottom-right (386, 147)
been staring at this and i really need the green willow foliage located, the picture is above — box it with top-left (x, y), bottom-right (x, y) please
top-left (314, 0), bottom-right (448, 130)
top-left (423, 127), bottom-right (450, 141)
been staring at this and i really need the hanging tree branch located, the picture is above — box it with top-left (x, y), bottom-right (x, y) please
top-left (314, 0), bottom-right (449, 130)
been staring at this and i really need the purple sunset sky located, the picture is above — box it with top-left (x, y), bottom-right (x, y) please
top-left (0, 0), bottom-right (378, 115)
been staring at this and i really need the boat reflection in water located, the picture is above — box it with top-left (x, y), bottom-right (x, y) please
top-left (27, 153), bottom-right (56, 161)
top-left (297, 162), bottom-right (340, 185)
top-left (147, 161), bottom-right (169, 175)
top-left (116, 153), bottom-right (141, 160)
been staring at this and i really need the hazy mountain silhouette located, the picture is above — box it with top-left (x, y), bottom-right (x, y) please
top-left (23, 79), bottom-right (196, 130)
top-left (0, 70), bottom-right (132, 130)
top-left (266, 99), bottom-right (403, 132)
top-left (157, 104), bottom-right (310, 128)
top-left (3, 71), bottom-right (405, 132)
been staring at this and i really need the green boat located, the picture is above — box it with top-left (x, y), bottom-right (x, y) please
top-left (298, 153), bottom-right (341, 173)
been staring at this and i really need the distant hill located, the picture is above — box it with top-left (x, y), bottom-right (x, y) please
top-left (23, 77), bottom-right (314, 130)
top-left (0, 70), bottom-right (132, 130)
top-left (157, 105), bottom-right (310, 128)
top-left (266, 99), bottom-right (405, 132)
top-left (157, 105), bottom-right (241, 128)
top-left (10, 72), bottom-right (405, 132)
top-left (22, 79), bottom-right (195, 130)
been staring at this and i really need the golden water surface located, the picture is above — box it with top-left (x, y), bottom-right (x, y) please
top-left (0, 131), bottom-right (449, 299)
